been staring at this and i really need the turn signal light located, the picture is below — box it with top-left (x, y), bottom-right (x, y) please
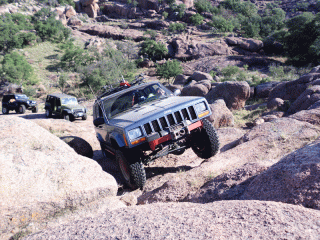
top-left (198, 110), bottom-right (210, 118)
top-left (131, 137), bottom-right (146, 145)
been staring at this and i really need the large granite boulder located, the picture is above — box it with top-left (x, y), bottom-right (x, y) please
top-left (0, 116), bottom-right (118, 235)
top-left (205, 81), bottom-right (250, 110)
top-left (206, 99), bottom-right (234, 128)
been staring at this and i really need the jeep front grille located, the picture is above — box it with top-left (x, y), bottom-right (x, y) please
top-left (143, 106), bottom-right (197, 135)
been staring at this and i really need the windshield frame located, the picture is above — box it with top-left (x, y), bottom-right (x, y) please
top-left (103, 82), bottom-right (172, 119)
top-left (61, 97), bottom-right (78, 105)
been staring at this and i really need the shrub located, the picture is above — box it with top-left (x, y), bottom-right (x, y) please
top-left (59, 46), bottom-right (95, 71)
top-left (194, 0), bottom-right (214, 13)
top-left (80, 49), bottom-right (136, 93)
top-left (209, 15), bottom-right (234, 32)
top-left (169, 22), bottom-right (187, 33)
top-left (0, 13), bottom-right (36, 52)
top-left (140, 39), bottom-right (168, 60)
top-left (190, 13), bottom-right (204, 26)
top-left (0, 52), bottom-right (35, 85)
top-left (156, 59), bottom-right (183, 83)
top-left (162, 11), bottom-right (168, 19)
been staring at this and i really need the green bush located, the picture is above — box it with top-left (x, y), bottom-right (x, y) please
top-left (194, 0), bottom-right (215, 13)
top-left (162, 11), bottom-right (169, 19)
top-left (209, 15), bottom-right (234, 32)
top-left (0, 52), bottom-right (35, 85)
top-left (260, 4), bottom-right (285, 38)
top-left (190, 13), bottom-right (204, 26)
top-left (140, 39), bottom-right (168, 61)
top-left (0, 13), bottom-right (36, 52)
top-left (169, 22), bottom-right (187, 33)
top-left (156, 59), bottom-right (183, 83)
top-left (59, 46), bottom-right (95, 71)
top-left (282, 12), bottom-right (320, 66)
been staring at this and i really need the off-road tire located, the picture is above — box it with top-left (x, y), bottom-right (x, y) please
top-left (19, 105), bottom-right (26, 114)
top-left (191, 119), bottom-right (220, 159)
top-left (2, 107), bottom-right (8, 114)
top-left (63, 113), bottom-right (70, 121)
top-left (32, 106), bottom-right (38, 113)
top-left (45, 109), bottom-right (52, 118)
top-left (116, 149), bottom-right (146, 190)
top-left (82, 113), bottom-right (87, 120)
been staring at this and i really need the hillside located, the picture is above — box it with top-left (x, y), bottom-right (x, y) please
top-left (1, 0), bottom-right (320, 239)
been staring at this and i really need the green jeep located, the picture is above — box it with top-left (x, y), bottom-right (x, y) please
top-left (44, 93), bottom-right (87, 121)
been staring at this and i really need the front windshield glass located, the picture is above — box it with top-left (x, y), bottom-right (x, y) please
top-left (103, 83), bottom-right (172, 118)
top-left (15, 94), bottom-right (28, 100)
top-left (61, 97), bottom-right (78, 105)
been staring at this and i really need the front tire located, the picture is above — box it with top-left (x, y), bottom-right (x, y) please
top-left (45, 109), bottom-right (52, 118)
top-left (2, 107), bottom-right (8, 114)
top-left (82, 113), bottom-right (87, 120)
top-left (116, 149), bottom-right (146, 190)
top-left (191, 119), bottom-right (220, 159)
top-left (19, 105), bottom-right (26, 114)
top-left (63, 113), bottom-right (70, 121)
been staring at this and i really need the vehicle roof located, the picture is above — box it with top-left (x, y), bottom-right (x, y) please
top-left (47, 93), bottom-right (76, 99)
top-left (99, 81), bottom-right (161, 101)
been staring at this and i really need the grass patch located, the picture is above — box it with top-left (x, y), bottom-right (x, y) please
top-left (21, 42), bottom-right (63, 87)
top-left (233, 106), bottom-right (268, 127)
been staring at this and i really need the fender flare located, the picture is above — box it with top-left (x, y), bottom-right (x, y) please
top-left (110, 132), bottom-right (126, 148)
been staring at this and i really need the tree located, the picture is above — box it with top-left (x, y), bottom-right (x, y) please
top-left (156, 60), bottom-right (183, 83)
top-left (140, 39), bottom-right (168, 61)
top-left (0, 52), bottom-right (34, 85)
top-left (282, 12), bottom-right (318, 66)
top-left (190, 13), bottom-right (204, 26)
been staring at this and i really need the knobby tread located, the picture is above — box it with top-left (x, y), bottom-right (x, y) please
top-left (129, 161), bottom-right (146, 190)
top-left (192, 119), bottom-right (220, 159)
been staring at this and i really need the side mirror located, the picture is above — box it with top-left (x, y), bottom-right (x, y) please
top-left (93, 117), bottom-right (105, 127)
top-left (173, 89), bottom-right (181, 96)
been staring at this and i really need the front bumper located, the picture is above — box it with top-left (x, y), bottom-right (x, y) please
top-left (148, 120), bottom-right (203, 151)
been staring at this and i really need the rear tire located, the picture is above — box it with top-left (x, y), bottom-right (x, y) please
top-left (2, 107), bottom-right (8, 114)
top-left (116, 149), bottom-right (146, 190)
top-left (19, 105), bottom-right (26, 114)
top-left (32, 106), bottom-right (38, 113)
top-left (191, 119), bottom-right (220, 159)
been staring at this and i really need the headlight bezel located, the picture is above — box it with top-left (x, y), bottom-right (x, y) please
top-left (194, 102), bottom-right (207, 114)
top-left (128, 127), bottom-right (143, 140)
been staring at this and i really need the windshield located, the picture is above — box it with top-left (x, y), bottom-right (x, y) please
top-left (103, 83), bottom-right (172, 118)
top-left (15, 94), bottom-right (28, 100)
top-left (61, 97), bottom-right (78, 105)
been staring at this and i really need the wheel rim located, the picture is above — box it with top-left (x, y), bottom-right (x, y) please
top-left (2, 107), bottom-right (7, 113)
top-left (119, 157), bottom-right (131, 181)
top-left (19, 106), bottom-right (22, 112)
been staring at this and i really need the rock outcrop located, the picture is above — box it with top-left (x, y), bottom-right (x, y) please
top-left (241, 137), bottom-right (320, 210)
top-left (0, 116), bottom-right (118, 235)
top-left (24, 201), bottom-right (320, 239)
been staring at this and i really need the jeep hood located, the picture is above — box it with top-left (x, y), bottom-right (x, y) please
top-left (110, 96), bottom-right (203, 128)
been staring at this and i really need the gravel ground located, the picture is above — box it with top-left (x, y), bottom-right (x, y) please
top-left (23, 200), bottom-right (320, 240)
